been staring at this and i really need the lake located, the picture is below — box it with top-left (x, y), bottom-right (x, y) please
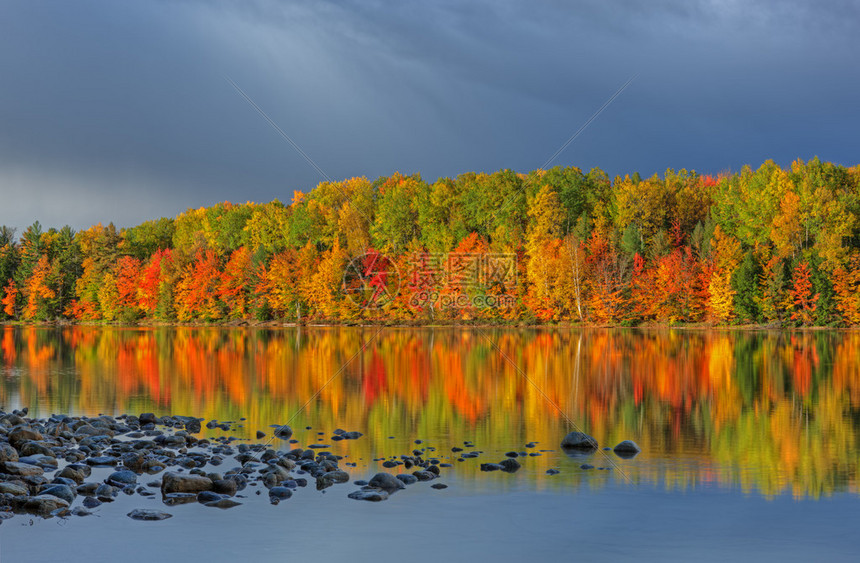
top-left (1, 326), bottom-right (858, 562)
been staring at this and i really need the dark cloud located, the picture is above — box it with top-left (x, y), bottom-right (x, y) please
top-left (0, 0), bottom-right (857, 231)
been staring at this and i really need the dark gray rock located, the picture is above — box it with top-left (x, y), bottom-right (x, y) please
top-left (212, 479), bottom-right (238, 496)
top-left (82, 496), bottom-right (102, 509)
top-left (430, 483), bottom-right (448, 489)
top-left (196, 491), bottom-right (223, 504)
top-left (368, 472), bottom-right (405, 492)
top-left (395, 474), bottom-right (418, 485)
top-left (127, 508), bottom-right (172, 521)
top-left (613, 440), bottom-right (642, 457)
top-left (273, 425), bottom-right (293, 440)
top-left (18, 455), bottom-right (57, 470)
top-left (39, 485), bottom-right (75, 504)
top-left (86, 456), bottom-right (119, 466)
top-left (107, 470), bottom-right (138, 487)
top-left (499, 458), bottom-right (521, 473)
top-left (348, 489), bottom-right (389, 502)
top-left (413, 470), bottom-right (435, 481)
top-left (268, 486), bottom-right (292, 500)
top-left (561, 432), bottom-right (598, 450)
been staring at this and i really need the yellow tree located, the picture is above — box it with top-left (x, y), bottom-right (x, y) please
top-left (707, 225), bottom-right (741, 324)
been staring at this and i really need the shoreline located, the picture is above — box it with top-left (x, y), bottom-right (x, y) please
top-left (1, 319), bottom-right (855, 332)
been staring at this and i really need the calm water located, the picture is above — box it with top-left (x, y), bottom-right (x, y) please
top-left (1, 326), bottom-right (859, 562)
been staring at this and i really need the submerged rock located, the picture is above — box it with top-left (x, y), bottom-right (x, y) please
top-left (348, 489), bottom-right (389, 502)
top-left (128, 508), bottom-right (173, 521)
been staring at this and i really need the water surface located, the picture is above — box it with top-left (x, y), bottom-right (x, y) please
top-left (1, 326), bottom-right (858, 561)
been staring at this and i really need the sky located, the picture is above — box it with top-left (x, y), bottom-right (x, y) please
top-left (1, 0), bottom-right (858, 231)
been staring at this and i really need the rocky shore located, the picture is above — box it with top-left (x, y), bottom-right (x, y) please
top-left (0, 409), bottom-right (640, 523)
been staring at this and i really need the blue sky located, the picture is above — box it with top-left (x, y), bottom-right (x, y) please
top-left (1, 0), bottom-right (858, 230)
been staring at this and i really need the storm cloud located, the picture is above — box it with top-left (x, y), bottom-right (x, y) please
top-left (1, 0), bottom-right (858, 230)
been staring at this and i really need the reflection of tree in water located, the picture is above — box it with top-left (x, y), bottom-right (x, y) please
top-left (0, 325), bottom-right (859, 498)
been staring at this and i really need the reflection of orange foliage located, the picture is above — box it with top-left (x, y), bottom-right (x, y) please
top-left (1, 326), bottom-right (858, 498)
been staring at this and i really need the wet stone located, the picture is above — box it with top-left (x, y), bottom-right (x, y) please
top-left (348, 489), bottom-right (389, 502)
top-left (128, 508), bottom-right (172, 521)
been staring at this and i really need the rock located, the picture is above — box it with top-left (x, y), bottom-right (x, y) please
top-left (0, 443), bottom-right (18, 462)
top-left (18, 455), bottom-right (57, 470)
top-left (121, 452), bottom-right (146, 473)
top-left (95, 483), bottom-right (118, 501)
top-left (480, 463), bottom-right (502, 472)
top-left (613, 440), bottom-right (641, 458)
top-left (580, 464), bottom-right (594, 470)
top-left (71, 507), bottom-right (92, 517)
top-left (256, 431), bottom-right (266, 439)
top-left (82, 496), bottom-right (102, 509)
top-left (127, 508), bottom-right (173, 521)
top-left (269, 486), bottom-right (292, 500)
top-left (499, 458), bottom-right (521, 473)
top-left (107, 470), bottom-right (138, 487)
top-left (8, 426), bottom-right (43, 447)
top-left (163, 493), bottom-right (198, 505)
top-left (58, 465), bottom-right (89, 484)
top-left (348, 489), bottom-right (389, 502)
top-left (184, 419), bottom-right (201, 434)
top-left (212, 479), bottom-right (238, 496)
top-left (0, 461), bottom-right (44, 476)
top-left (23, 494), bottom-right (70, 515)
top-left (161, 472), bottom-right (213, 495)
top-left (204, 498), bottom-right (241, 509)
top-left (430, 483), bottom-right (448, 489)
top-left (139, 413), bottom-right (159, 425)
top-left (561, 431), bottom-right (598, 450)
top-left (342, 431), bottom-right (362, 440)
top-left (196, 491), bottom-right (223, 504)
top-left (412, 470), bottom-right (435, 481)
top-left (395, 474), bottom-right (418, 485)
top-left (18, 441), bottom-right (54, 457)
top-left (273, 425), bottom-right (293, 440)
top-left (315, 470), bottom-right (350, 490)
top-left (368, 472), bottom-right (405, 492)
top-left (546, 469), bottom-right (560, 475)
top-left (39, 485), bottom-right (75, 504)
top-left (86, 456), bottom-right (119, 466)
top-left (0, 482), bottom-right (28, 496)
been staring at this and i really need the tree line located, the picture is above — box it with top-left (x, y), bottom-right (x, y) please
top-left (1, 157), bottom-right (859, 326)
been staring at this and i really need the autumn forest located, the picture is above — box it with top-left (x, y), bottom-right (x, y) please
top-left (2, 157), bottom-right (859, 326)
